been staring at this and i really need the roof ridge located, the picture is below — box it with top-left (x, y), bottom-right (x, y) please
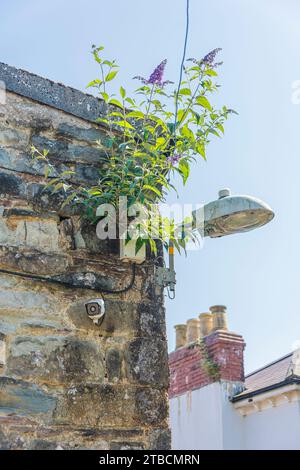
top-left (246, 352), bottom-right (293, 378)
top-left (232, 375), bottom-right (300, 402)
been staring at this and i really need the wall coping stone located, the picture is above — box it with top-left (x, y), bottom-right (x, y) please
top-left (0, 62), bottom-right (106, 122)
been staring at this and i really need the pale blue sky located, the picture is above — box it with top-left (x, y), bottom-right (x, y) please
top-left (1, 0), bottom-right (299, 373)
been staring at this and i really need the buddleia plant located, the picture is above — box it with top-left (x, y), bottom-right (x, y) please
top-left (32, 46), bottom-right (235, 255)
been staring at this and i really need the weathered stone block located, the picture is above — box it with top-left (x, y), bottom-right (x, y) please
top-left (0, 214), bottom-right (61, 253)
top-left (0, 429), bottom-right (11, 450)
top-left (78, 220), bottom-right (119, 254)
top-left (54, 385), bottom-right (167, 428)
top-left (6, 336), bottom-right (104, 384)
top-left (110, 441), bottom-right (144, 450)
top-left (31, 135), bottom-right (104, 165)
top-left (56, 123), bottom-right (106, 143)
top-left (58, 218), bottom-right (75, 251)
top-left (30, 439), bottom-right (60, 450)
top-left (125, 338), bottom-right (169, 388)
top-left (0, 145), bottom-right (72, 181)
top-left (75, 162), bottom-right (99, 184)
top-left (0, 377), bottom-right (56, 418)
top-left (28, 183), bottom-right (80, 216)
top-left (0, 309), bottom-right (69, 336)
top-left (135, 388), bottom-right (169, 426)
top-left (54, 384), bottom-right (135, 427)
top-left (106, 348), bottom-right (123, 382)
top-left (0, 289), bottom-right (53, 311)
top-left (138, 302), bottom-right (167, 338)
top-left (0, 124), bottom-right (29, 148)
top-left (0, 246), bottom-right (70, 275)
top-left (67, 300), bottom-right (139, 337)
top-left (0, 147), bottom-right (13, 168)
top-left (0, 171), bottom-right (25, 197)
top-left (147, 427), bottom-right (172, 450)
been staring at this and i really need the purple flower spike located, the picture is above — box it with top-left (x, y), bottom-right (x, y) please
top-left (132, 75), bottom-right (149, 85)
top-left (133, 59), bottom-right (173, 88)
top-left (167, 153), bottom-right (182, 166)
top-left (201, 48), bottom-right (222, 66)
top-left (148, 59), bottom-right (167, 86)
top-left (187, 49), bottom-right (222, 69)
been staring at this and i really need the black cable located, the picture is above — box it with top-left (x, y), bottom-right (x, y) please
top-left (0, 264), bottom-right (136, 295)
top-left (167, 286), bottom-right (176, 300)
top-left (174, 0), bottom-right (190, 131)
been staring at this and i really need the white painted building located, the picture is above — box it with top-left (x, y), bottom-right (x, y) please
top-left (169, 307), bottom-right (300, 450)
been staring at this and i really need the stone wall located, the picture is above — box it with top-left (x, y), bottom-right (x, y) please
top-left (0, 63), bottom-right (170, 450)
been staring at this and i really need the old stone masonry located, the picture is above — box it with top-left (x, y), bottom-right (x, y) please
top-left (0, 63), bottom-right (170, 450)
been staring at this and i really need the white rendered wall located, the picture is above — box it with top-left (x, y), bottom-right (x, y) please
top-left (170, 383), bottom-right (300, 450)
top-left (170, 382), bottom-right (224, 450)
top-left (243, 401), bottom-right (300, 450)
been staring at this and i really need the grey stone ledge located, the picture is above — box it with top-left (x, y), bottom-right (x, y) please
top-left (0, 62), bottom-right (106, 123)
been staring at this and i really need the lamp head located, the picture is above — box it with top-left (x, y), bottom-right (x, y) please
top-left (193, 189), bottom-right (274, 238)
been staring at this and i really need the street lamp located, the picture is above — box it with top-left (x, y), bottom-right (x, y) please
top-left (194, 188), bottom-right (274, 239)
top-left (157, 188), bottom-right (275, 297)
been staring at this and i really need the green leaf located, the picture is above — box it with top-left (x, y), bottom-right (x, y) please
top-left (135, 237), bottom-right (145, 255)
top-left (44, 166), bottom-right (50, 178)
top-left (110, 111), bottom-right (124, 118)
top-left (179, 159), bottom-right (190, 185)
top-left (93, 45), bottom-right (104, 52)
top-left (196, 96), bottom-right (212, 111)
top-left (216, 123), bottom-right (224, 134)
top-left (179, 88), bottom-right (191, 96)
top-left (209, 129), bottom-right (220, 137)
top-left (196, 142), bottom-right (206, 160)
top-left (126, 111), bottom-right (145, 119)
top-left (100, 92), bottom-right (109, 102)
top-left (155, 137), bottom-right (166, 149)
top-left (105, 70), bottom-right (118, 82)
top-left (60, 170), bottom-right (76, 178)
top-left (116, 120), bottom-right (135, 129)
top-left (167, 122), bottom-right (176, 133)
top-left (206, 69), bottom-right (218, 77)
top-left (143, 185), bottom-right (162, 197)
top-left (177, 109), bottom-right (188, 123)
top-left (120, 86), bottom-right (126, 99)
top-left (180, 125), bottom-right (194, 141)
top-left (104, 137), bottom-right (115, 148)
top-left (109, 98), bottom-right (123, 109)
top-left (126, 97), bottom-right (136, 106)
top-left (61, 192), bottom-right (78, 208)
top-left (86, 79), bottom-right (102, 88)
top-left (149, 238), bottom-right (157, 255)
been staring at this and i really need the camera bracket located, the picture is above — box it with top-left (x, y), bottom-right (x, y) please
top-left (154, 266), bottom-right (176, 289)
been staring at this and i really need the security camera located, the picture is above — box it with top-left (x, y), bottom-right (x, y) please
top-left (85, 298), bottom-right (105, 325)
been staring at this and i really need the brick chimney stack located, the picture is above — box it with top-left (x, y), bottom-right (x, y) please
top-left (169, 306), bottom-right (246, 398)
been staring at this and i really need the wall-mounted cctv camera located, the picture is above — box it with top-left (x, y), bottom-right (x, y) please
top-left (85, 298), bottom-right (105, 325)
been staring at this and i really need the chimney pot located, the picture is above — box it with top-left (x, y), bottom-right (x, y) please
top-left (210, 305), bottom-right (228, 331)
top-left (186, 318), bottom-right (200, 344)
top-left (198, 312), bottom-right (213, 336)
top-left (174, 324), bottom-right (187, 349)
